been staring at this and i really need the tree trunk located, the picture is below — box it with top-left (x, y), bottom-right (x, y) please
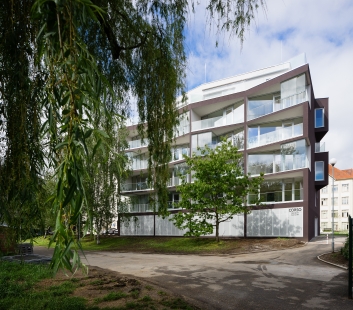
top-left (216, 212), bottom-right (219, 242)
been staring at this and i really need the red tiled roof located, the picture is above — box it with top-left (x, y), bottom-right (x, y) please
top-left (328, 165), bottom-right (353, 180)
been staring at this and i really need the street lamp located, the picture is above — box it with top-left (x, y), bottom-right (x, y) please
top-left (330, 158), bottom-right (337, 253)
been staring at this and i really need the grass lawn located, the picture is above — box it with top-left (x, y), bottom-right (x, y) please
top-left (0, 260), bottom-right (197, 310)
top-left (31, 235), bottom-right (302, 254)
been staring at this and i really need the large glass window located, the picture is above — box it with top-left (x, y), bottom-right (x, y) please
top-left (321, 198), bottom-right (327, 206)
top-left (342, 197), bottom-right (349, 205)
top-left (321, 210), bottom-right (328, 219)
top-left (248, 119), bottom-right (303, 148)
top-left (315, 108), bottom-right (324, 128)
top-left (281, 139), bottom-right (307, 171)
top-left (248, 139), bottom-right (308, 176)
top-left (281, 74), bottom-right (306, 99)
top-left (249, 178), bottom-right (303, 204)
top-left (248, 154), bottom-right (276, 175)
top-left (315, 161), bottom-right (324, 181)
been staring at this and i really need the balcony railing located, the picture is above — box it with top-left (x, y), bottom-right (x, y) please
top-left (128, 139), bottom-right (149, 149)
top-left (248, 155), bottom-right (308, 176)
top-left (248, 124), bottom-right (303, 148)
top-left (248, 90), bottom-right (307, 120)
top-left (121, 182), bottom-right (151, 192)
top-left (127, 201), bottom-right (180, 213)
top-left (315, 142), bottom-right (325, 153)
top-left (172, 148), bottom-right (190, 161)
top-left (167, 177), bottom-right (180, 187)
top-left (174, 125), bottom-right (190, 137)
top-left (192, 114), bottom-right (243, 131)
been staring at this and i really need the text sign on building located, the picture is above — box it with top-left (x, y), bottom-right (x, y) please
top-left (247, 207), bottom-right (303, 237)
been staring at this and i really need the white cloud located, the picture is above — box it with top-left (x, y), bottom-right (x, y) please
top-left (185, 0), bottom-right (353, 169)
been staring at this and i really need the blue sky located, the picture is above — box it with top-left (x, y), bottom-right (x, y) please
top-left (184, 0), bottom-right (353, 170)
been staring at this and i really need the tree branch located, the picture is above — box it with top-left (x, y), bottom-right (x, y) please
top-left (93, 7), bottom-right (148, 60)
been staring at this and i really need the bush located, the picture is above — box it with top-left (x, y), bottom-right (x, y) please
top-left (341, 236), bottom-right (350, 259)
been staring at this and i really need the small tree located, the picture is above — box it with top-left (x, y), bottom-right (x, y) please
top-left (173, 141), bottom-right (263, 242)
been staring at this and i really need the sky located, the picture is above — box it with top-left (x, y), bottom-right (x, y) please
top-left (183, 0), bottom-right (353, 170)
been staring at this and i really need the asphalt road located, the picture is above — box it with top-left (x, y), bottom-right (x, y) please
top-left (34, 236), bottom-right (352, 310)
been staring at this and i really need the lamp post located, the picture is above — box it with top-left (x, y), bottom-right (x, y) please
top-left (330, 158), bottom-right (337, 253)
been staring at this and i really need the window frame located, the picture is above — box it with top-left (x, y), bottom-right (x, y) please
top-left (315, 108), bottom-right (324, 128)
top-left (315, 161), bottom-right (325, 181)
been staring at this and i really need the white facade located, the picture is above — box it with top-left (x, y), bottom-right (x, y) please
top-left (320, 170), bottom-right (353, 232)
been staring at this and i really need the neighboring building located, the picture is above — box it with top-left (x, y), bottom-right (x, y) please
top-left (120, 54), bottom-right (329, 241)
top-left (320, 167), bottom-right (353, 232)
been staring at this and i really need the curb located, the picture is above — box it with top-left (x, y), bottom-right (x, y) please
top-left (317, 252), bottom-right (348, 270)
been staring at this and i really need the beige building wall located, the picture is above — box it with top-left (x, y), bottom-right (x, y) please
top-left (320, 168), bottom-right (353, 232)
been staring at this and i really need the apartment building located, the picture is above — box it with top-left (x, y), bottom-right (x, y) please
top-left (120, 54), bottom-right (329, 242)
top-left (320, 167), bottom-right (353, 232)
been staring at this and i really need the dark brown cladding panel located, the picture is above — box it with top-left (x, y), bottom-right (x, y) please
top-left (315, 151), bottom-right (329, 189)
top-left (314, 98), bottom-right (329, 141)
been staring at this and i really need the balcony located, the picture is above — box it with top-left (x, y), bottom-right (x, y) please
top-left (248, 154), bottom-right (308, 176)
top-left (128, 139), bottom-right (149, 149)
top-left (129, 160), bottom-right (148, 170)
top-left (315, 142), bottom-right (325, 153)
top-left (248, 90), bottom-right (307, 120)
top-left (248, 124), bottom-right (303, 149)
top-left (127, 201), bottom-right (180, 213)
top-left (172, 148), bottom-right (190, 162)
top-left (121, 182), bottom-right (151, 192)
top-left (192, 114), bottom-right (243, 131)
top-left (167, 177), bottom-right (180, 187)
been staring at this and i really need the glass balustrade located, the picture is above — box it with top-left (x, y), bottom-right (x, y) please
top-left (248, 124), bottom-right (303, 148)
top-left (127, 201), bottom-right (181, 213)
top-left (248, 90), bottom-right (307, 120)
top-left (128, 139), bottom-right (149, 149)
top-left (172, 148), bottom-right (190, 161)
top-left (315, 142), bottom-right (325, 153)
top-left (121, 182), bottom-right (151, 192)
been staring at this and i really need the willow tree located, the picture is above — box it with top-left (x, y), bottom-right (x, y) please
top-left (0, 0), bottom-right (45, 246)
top-left (1, 0), bottom-right (266, 272)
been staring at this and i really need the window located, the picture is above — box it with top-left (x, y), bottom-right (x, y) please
top-left (321, 198), bottom-right (327, 206)
top-left (332, 185), bottom-right (338, 192)
top-left (332, 197), bottom-right (338, 206)
top-left (342, 223), bottom-right (349, 231)
top-left (315, 108), bottom-right (324, 128)
top-left (315, 161), bottom-right (324, 181)
top-left (342, 210), bottom-right (349, 218)
top-left (342, 197), bottom-right (349, 205)
top-left (342, 184), bottom-right (349, 192)
top-left (321, 210), bottom-right (328, 219)
top-left (332, 210), bottom-right (338, 218)
top-left (322, 187), bottom-right (327, 194)
top-left (321, 222), bottom-right (328, 228)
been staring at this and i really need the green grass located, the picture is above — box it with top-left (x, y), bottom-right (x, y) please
top-left (0, 261), bottom-right (89, 310)
top-left (31, 236), bottom-right (237, 254)
top-left (0, 260), bottom-right (198, 310)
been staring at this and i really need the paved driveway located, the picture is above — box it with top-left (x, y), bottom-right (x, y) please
top-left (34, 237), bottom-right (351, 309)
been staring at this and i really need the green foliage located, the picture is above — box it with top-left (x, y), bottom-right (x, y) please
top-left (0, 0), bottom-right (46, 245)
top-left (341, 236), bottom-right (350, 260)
top-left (173, 141), bottom-right (263, 241)
top-left (84, 113), bottom-right (130, 245)
top-left (1, 0), bottom-right (265, 273)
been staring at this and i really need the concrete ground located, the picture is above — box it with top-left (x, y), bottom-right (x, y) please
top-left (34, 236), bottom-right (352, 310)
